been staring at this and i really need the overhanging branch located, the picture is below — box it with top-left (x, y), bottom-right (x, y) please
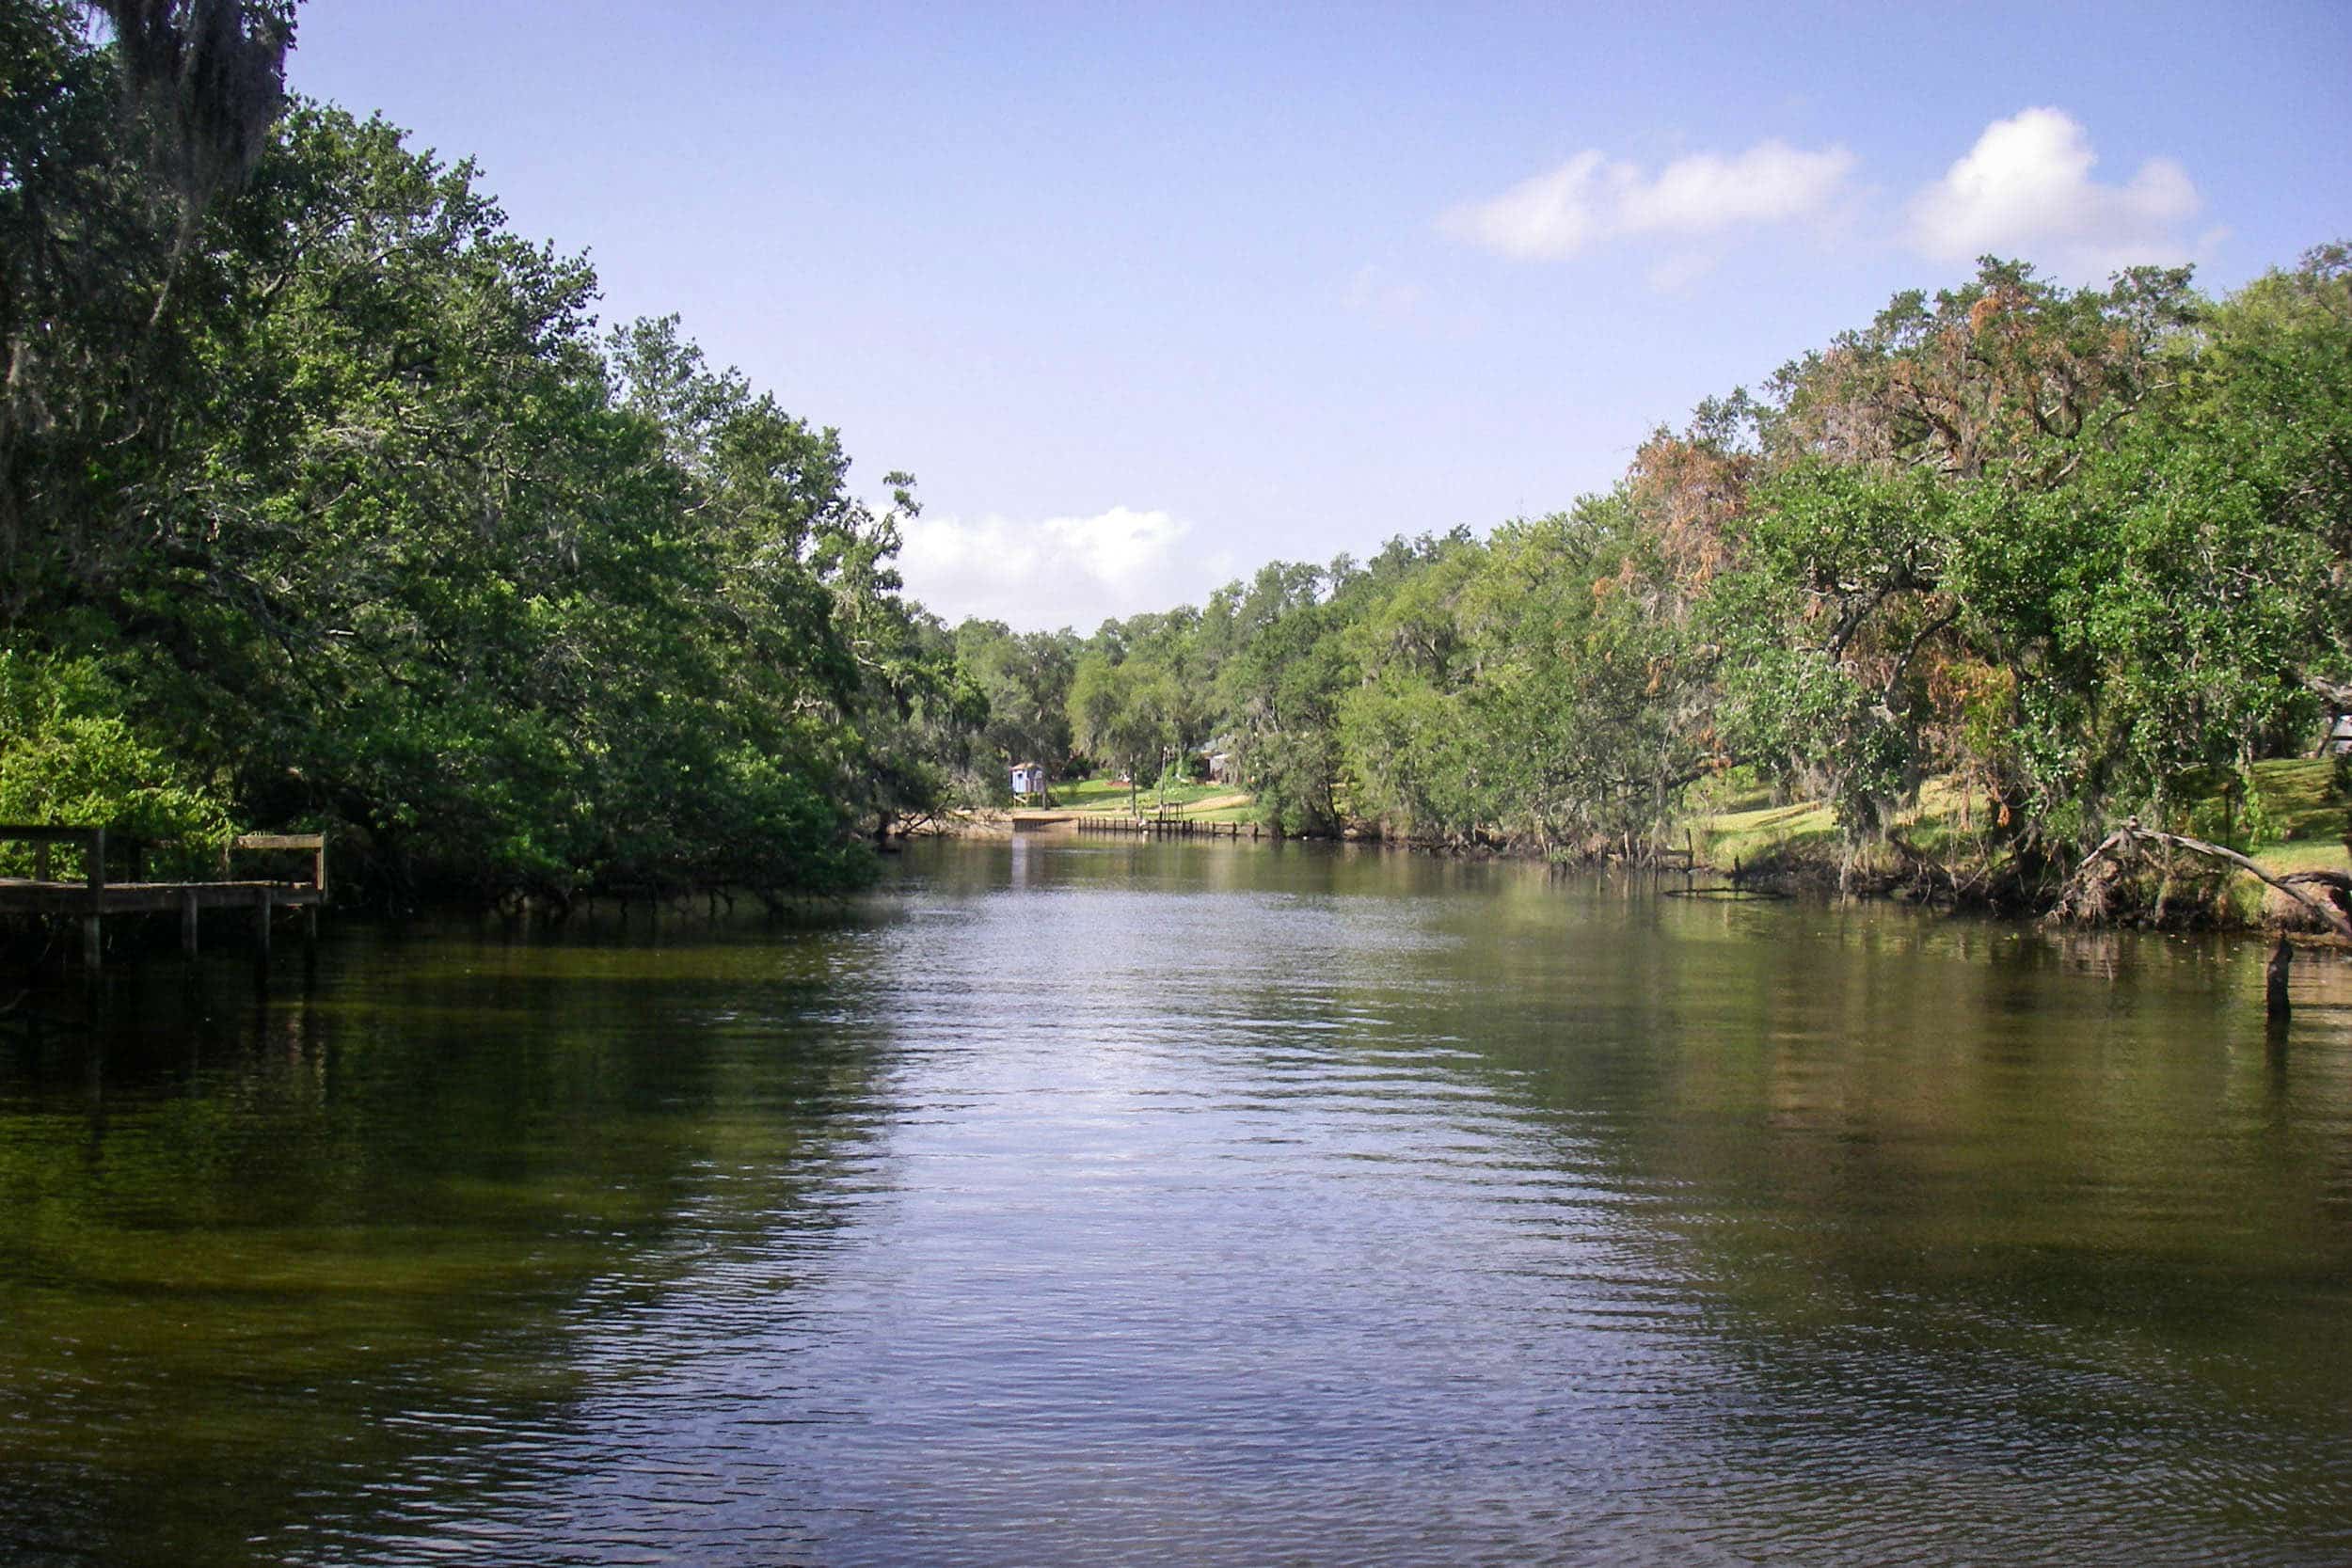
top-left (2055, 818), bottom-right (2352, 940)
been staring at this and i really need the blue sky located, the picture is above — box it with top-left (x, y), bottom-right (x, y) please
top-left (290, 1), bottom-right (2352, 631)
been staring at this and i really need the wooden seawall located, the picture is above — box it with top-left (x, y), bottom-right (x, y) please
top-left (0, 826), bottom-right (327, 974)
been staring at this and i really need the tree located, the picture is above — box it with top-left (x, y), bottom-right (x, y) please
top-left (955, 619), bottom-right (1076, 800)
top-left (0, 25), bottom-right (966, 904)
top-left (1069, 654), bottom-right (1172, 816)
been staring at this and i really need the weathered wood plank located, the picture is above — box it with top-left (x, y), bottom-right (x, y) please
top-left (0, 880), bottom-right (324, 916)
top-left (0, 825), bottom-right (108, 845)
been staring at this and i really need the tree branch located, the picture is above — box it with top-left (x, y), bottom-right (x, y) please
top-left (2055, 819), bottom-right (2352, 939)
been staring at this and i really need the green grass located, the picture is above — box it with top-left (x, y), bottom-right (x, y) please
top-left (1686, 759), bottom-right (2350, 890)
top-left (1692, 798), bottom-right (1838, 868)
top-left (1684, 767), bottom-right (1840, 867)
top-left (2249, 758), bottom-right (2350, 858)
top-left (1035, 776), bottom-right (1257, 819)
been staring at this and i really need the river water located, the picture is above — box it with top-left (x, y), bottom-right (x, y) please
top-left (4, 836), bottom-right (2351, 1565)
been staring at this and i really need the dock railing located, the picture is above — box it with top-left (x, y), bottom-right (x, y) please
top-left (0, 825), bottom-right (327, 974)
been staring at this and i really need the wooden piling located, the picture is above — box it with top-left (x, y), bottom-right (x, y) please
top-left (182, 886), bottom-right (199, 956)
top-left (82, 825), bottom-right (105, 977)
top-left (2267, 935), bottom-right (2292, 1021)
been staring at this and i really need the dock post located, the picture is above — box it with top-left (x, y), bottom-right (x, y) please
top-left (181, 886), bottom-right (199, 957)
top-left (303, 906), bottom-right (319, 982)
top-left (82, 825), bottom-right (106, 978)
top-left (254, 885), bottom-right (273, 969)
top-left (2267, 936), bottom-right (2292, 1021)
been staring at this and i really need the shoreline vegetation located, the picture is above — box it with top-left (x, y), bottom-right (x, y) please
top-left (938, 759), bottom-right (2352, 942)
top-left (3, 6), bottom-right (2347, 957)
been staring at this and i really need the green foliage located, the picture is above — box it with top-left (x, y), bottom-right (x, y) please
top-left (0, 653), bottom-right (232, 876)
top-left (1022, 248), bottom-right (2352, 879)
top-left (7, 0), bottom-right (2344, 906)
top-left (954, 619), bottom-right (1077, 800)
top-left (0, 18), bottom-right (973, 904)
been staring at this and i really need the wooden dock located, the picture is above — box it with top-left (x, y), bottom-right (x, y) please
top-left (0, 825), bottom-right (326, 974)
top-left (1073, 815), bottom-right (1263, 840)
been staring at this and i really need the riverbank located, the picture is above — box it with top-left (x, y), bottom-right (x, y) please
top-left (1675, 760), bottom-right (2352, 935)
top-left (919, 779), bottom-right (1261, 839)
top-left (921, 762), bottom-right (2352, 937)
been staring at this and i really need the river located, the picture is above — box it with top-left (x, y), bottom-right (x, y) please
top-left (4, 836), bottom-right (2350, 1565)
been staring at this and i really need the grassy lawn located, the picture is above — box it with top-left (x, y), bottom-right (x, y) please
top-left (1686, 768), bottom-right (1841, 867)
top-left (1035, 776), bottom-right (1257, 819)
top-left (2249, 758), bottom-right (2349, 854)
top-left (1688, 759), bottom-right (2350, 882)
top-left (1692, 799), bottom-right (1837, 868)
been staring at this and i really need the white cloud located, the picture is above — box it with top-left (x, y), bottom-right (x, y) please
top-left (1905, 108), bottom-right (2201, 278)
top-left (1440, 139), bottom-right (1857, 262)
top-left (896, 505), bottom-right (1235, 631)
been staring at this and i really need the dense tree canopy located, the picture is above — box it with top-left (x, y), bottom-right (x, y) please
top-left (1, 2), bottom-right (965, 902)
top-left (6, 0), bottom-right (2345, 919)
top-left (950, 246), bottom-right (2351, 909)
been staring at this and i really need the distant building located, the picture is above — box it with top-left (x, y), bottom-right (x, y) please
top-left (2326, 716), bottom-right (2352, 756)
top-left (1010, 762), bottom-right (1045, 797)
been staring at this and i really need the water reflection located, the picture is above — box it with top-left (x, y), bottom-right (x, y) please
top-left (3, 840), bottom-right (2349, 1565)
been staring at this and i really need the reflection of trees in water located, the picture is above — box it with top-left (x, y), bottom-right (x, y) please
top-left (1370, 877), bottom-right (2352, 1555)
top-left (0, 925), bottom-right (893, 1566)
top-left (15, 848), bottom-right (2350, 1563)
